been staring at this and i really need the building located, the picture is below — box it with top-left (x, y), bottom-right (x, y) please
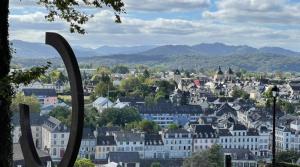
top-left (41, 116), bottom-right (70, 162)
top-left (225, 67), bottom-right (235, 82)
top-left (22, 88), bottom-right (58, 105)
top-left (214, 66), bottom-right (224, 83)
top-left (113, 132), bottom-right (145, 159)
top-left (92, 97), bottom-right (113, 113)
top-left (79, 128), bottom-right (96, 159)
top-left (13, 143), bottom-right (52, 167)
top-left (95, 136), bottom-right (117, 160)
top-left (192, 125), bottom-right (218, 152)
top-left (162, 129), bottom-right (192, 158)
top-left (12, 112), bottom-right (48, 149)
top-left (223, 149), bottom-right (257, 167)
top-left (138, 103), bottom-right (203, 127)
top-left (218, 124), bottom-right (260, 156)
top-left (276, 119), bottom-right (300, 152)
top-left (108, 152), bottom-right (140, 167)
top-left (144, 133), bottom-right (166, 159)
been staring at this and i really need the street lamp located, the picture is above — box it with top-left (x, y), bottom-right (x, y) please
top-left (271, 85), bottom-right (279, 167)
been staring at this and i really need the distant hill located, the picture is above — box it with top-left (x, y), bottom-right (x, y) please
top-left (11, 40), bottom-right (300, 72)
top-left (140, 42), bottom-right (300, 57)
top-left (12, 40), bottom-right (98, 58)
top-left (95, 45), bottom-right (156, 55)
top-left (11, 40), bottom-right (155, 58)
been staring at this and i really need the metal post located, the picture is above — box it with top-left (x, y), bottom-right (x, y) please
top-left (272, 96), bottom-right (276, 167)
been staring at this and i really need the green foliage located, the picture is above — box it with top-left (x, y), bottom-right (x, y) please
top-left (49, 106), bottom-right (71, 126)
top-left (112, 65), bottom-right (129, 74)
top-left (279, 100), bottom-right (295, 114)
top-left (145, 95), bottom-right (157, 106)
top-left (38, 0), bottom-right (125, 34)
top-left (119, 76), bottom-right (154, 97)
top-left (276, 150), bottom-right (300, 164)
top-left (183, 145), bottom-right (224, 167)
top-left (9, 62), bottom-right (51, 86)
top-left (94, 81), bottom-right (113, 97)
top-left (74, 158), bottom-right (95, 167)
top-left (231, 87), bottom-right (250, 99)
top-left (125, 120), bottom-right (160, 133)
top-left (10, 93), bottom-right (41, 112)
top-left (49, 70), bottom-right (67, 83)
top-left (143, 69), bottom-right (150, 78)
top-left (84, 107), bottom-right (99, 128)
top-left (151, 162), bottom-right (161, 167)
top-left (98, 107), bottom-right (141, 127)
top-left (168, 123), bottom-right (179, 130)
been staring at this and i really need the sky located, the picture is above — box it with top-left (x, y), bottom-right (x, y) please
top-left (8, 0), bottom-right (300, 51)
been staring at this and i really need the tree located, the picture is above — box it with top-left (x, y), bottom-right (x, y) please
top-left (84, 107), bottom-right (99, 128)
top-left (10, 93), bottom-right (41, 112)
top-left (231, 87), bottom-right (250, 99)
top-left (74, 158), bottom-right (95, 167)
top-left (168, 123), bottom-right (179, 130)
top-left (139, 120), bottom-right (160, 133)
top-left (276, 150), bottom-right (300, 164)
top-left (98, 107), bottom-right (141, 127)
top-left (183, 144), bottom-right (224, 167)
top-left (1, 0), bottom-right (125, 165)
top-left (94, 81), bottom-right (113, 97)
top-left (151, 162), bottom-right (161, 167)
top-left (49, 70), bottom-right (67, 83)
top-left (112, 65), bottom-right (129, 74)
top-left (49, 106), bottom-right (71, 126)
top-left (125, 120), bottom-right (160, 133)
top-left (145, 95), bottom-right (157, 106)
top-left (143, 69), bottom-right (150, 78)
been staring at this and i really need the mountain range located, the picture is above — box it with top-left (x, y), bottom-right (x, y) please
top-left (12, 40), bottom-right (300, 58)
top-left (11, 40), bottom-right (300, 72)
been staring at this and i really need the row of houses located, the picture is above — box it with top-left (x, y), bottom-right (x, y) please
top-left (12, 113), bottom-right (261, 165)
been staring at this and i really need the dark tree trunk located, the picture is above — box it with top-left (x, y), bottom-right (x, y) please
top-left (0, 0), bottom-right (13, 166)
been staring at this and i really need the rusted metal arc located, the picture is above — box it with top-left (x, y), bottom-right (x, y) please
top-left (19, 32), bottom-right (84, 167)
top-left (19, 104), bottom-right (43, 167)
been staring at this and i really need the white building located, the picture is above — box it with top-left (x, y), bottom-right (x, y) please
top-left (79, 128), bottom-right (96, 159)
top-left (113, 132), bottom-right (145, 159)
top-left (276, 119), bottom-right (300, 152)
top-left (93, 97), bottom-right (113, 113)
top-left (12, 112), bottom-right (47, 149)
top-left (162, 129), bottom-right (192, 158)
top-left (95, 136), bottom-right (117, 160)
top-left (223, 149), bottom-right (257, 167)
top-left (144, 134), bottom-right (166, 159)
top-left (218, 124), bottom-right (260, 156)
top-left (42, 116), bottom-right (70, 162)
top-left (192, 125), bottom-right (218, 152)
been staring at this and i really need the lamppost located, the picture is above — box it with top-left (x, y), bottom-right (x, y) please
top-left (271, 85), bottom-right (279, 167)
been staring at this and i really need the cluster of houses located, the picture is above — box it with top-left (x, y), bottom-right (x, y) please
top-left (11, 66), bottom-right (300, 167)
top-left (12, 112), bottom-right (259, 167)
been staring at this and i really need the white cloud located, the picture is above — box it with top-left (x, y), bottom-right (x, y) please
top-left (203, 0), bottom-right (300, 25)
top-left (124, 0), bottom-right (211, 12)
top-left (8, 3), bottom-right (300, 52)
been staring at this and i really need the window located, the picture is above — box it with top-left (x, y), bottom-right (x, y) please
top-left (61, 140), bottom-right (64, 145)
top-left (54, 134), bottom-right (57, 138)
top-left (61, 134), bottom-right (64, 138)
top-left (53, 148), bottom-right (57, 156)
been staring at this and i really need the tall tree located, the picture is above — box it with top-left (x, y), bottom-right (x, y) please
top-left (0, 1), bottom-right (12, 165)
top-left (0, 1), bottom-right (125, 166)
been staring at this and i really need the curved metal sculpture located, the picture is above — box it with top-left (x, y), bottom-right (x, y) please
top-left (19, 32), bottom-right (84, 167)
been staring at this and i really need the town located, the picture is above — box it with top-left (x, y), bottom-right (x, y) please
top-left (10, 65), bottom-right (300, 167)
